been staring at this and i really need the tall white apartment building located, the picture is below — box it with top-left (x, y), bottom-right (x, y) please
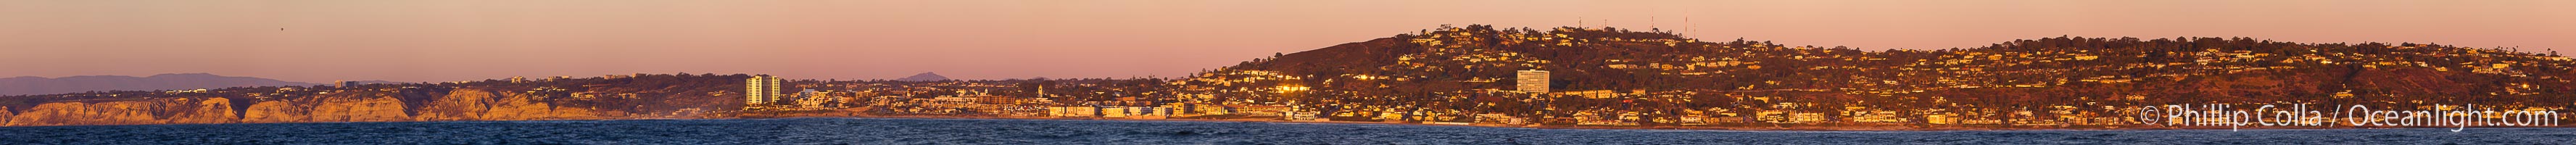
top-left (746, 75), bottom-right (783, 106)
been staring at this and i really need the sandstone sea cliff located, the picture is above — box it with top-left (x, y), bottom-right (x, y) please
top-left (3, 88), bottom-right (670, 126)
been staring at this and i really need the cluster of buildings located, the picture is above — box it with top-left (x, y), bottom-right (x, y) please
top-left (745, 75), bottom-right (854, 110)
top-left (709, 28), bottom-right (2575, 128)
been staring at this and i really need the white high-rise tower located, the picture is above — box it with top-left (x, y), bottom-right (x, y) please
top-left (746, 75), bottom-right (782, 106)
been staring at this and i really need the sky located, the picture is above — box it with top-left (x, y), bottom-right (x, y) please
top-left (2, 0), bottom-right (2570, 83)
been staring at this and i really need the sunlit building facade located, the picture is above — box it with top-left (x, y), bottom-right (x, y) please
top-left (1517, 70), bottom-right (1549, 93)
top-left (746, 75), bottom-right (782, 106)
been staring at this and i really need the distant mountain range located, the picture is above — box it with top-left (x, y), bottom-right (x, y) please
top-left (0, 73), bottom-right (340, 96)
top-left (896, 72), bottom-right (952, 81)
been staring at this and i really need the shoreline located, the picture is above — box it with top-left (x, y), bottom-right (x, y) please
top-left (5, 109), bottom-right (2562, 131)
top-left (734, 114), bottom-right (2571, 131)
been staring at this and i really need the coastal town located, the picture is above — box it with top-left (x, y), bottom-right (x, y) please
top-left (693, 19), bottom-right (2567, 145)
top-left (2, 25), bottom-right (2570, 129)
top-left (721, 25), bottom-right (2573, 128)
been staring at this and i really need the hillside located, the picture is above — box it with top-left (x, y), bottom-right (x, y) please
top-left (1177, 25), bottom-right (2576, 124)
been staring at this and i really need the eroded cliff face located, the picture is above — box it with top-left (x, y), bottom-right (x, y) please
top-left (1, 107), bottom-right (15, 125)
top-left (239, 96), bottom-right (410, 123)
top-left (410, 90), bottom-right (609, 121)
top-left (3, 97), bottom-right (236, 126)
top-left (164, 98), bottom-right (239, 124)
top-left (4, 88), bottom-right (643, 127)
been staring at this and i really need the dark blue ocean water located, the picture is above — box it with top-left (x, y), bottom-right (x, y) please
top-left (1, 118), bottom-right (2570, 144)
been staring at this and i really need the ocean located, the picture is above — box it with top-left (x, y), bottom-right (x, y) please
top-left (1, 118), bottom-right (2569, 144)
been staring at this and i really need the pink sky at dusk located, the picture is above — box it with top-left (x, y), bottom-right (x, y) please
top-left (3, 0), bottom-right (2570, 83)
